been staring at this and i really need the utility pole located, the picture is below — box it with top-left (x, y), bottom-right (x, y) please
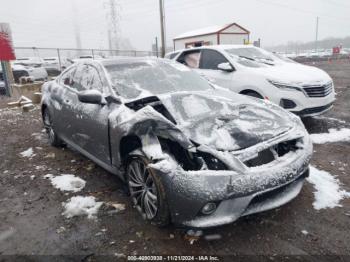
top-left (72, 0), bottom-right (82, 51)
top-left (108, 29), bottom-right (113, 55)
top-left (155, 37), bottom-right (159, 57)
top-left (159, 0), bottom-right (166, 57)
top-left (105, 0), bottom-right (120, 54)
top-left (315, 16), bottom-right (319, 53)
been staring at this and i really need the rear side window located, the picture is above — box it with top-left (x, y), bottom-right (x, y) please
top-left (177, 50), bottom-right (201, 69)
top-left (200, 49), bottom-right (229, 70)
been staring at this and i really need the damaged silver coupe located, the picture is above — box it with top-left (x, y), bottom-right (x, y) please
top-left (41, 58), bottom-right (312, 228)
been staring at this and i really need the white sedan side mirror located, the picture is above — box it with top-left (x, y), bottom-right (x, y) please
top-left (217, 62), bottom-right (234, 72)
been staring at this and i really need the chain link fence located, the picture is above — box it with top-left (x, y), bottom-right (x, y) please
top-left (15, 47), bottom-right (158, 59)
top-left (14, 47), bottom-right (158, 70)
top-left (0, 47), bottom-right (158, 96)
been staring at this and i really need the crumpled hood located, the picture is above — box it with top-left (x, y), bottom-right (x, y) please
top-left (158, 90), bottom-right (295, 151)
top-left (253, 62), bottom-right (332, 86)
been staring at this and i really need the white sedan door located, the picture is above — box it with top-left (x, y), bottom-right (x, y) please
top-left (195, 49), bottom-right (235, 90)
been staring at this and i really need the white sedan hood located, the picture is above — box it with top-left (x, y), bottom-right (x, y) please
top-left (253, 62), bottom-right (332, 86)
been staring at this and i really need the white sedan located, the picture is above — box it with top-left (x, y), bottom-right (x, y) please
top-left (12, 60), bottom-right (48, 81)
top-left (170, 45), bottom-right (335, 117)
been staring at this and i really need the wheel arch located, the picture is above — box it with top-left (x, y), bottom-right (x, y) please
top-left (119, 135), bottom-right (143, 169)
top-left (239, 89), bottom-right (263, 98)
top-left (41, 103), bottom-right (47, 114)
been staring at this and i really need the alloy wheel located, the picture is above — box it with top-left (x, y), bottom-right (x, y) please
top-left (43, 110), bottom-right (55, 144)
top-left (128, 159), bottom-right (158, 220)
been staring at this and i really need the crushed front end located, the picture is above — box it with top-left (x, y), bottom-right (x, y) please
top-left (149, 122), bottom-right (312, 228)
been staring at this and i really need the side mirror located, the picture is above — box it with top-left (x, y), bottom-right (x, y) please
top-left (217, 62), bottom-right (234, 72)
top-left (78, 90), bottom-right (104, 104)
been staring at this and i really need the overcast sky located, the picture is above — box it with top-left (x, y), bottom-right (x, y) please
top-left (1, 0), bottom-right (349, 51)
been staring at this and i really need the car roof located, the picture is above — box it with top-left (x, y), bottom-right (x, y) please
top-left (100, 57), bottom-right (162, 66)
top-left (72, 57), bottom-right (164, 68)
top-left (175, 44), bottom-right (256, 53)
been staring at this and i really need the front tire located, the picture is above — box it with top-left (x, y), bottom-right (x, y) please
top-left (126, 153), bottom-right (170, 226)
top-left (43, 108), bottom-right (63, 147)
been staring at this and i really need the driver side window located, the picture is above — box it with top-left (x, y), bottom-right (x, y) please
top-left (199, 49), bottom-right (229, 70)
top-left (71, 64), bottom-right (86, 91)
top-left (86, 66), bottom-right (103, 92)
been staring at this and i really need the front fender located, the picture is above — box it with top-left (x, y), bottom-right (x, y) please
top-left (109, 105), bottom-right (194, 167)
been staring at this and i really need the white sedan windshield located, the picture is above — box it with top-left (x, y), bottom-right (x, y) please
top-left (225, 47), bottom-right (281, 67)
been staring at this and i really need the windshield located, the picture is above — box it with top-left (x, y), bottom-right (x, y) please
top-left (105, 60), bottom-right (213, 99)
top-left (273, 53), bottom-right (296, 63)
top-left (225, 47), bottom-right (281, 67)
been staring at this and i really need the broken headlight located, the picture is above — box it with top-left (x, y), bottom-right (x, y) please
top-left (197, 152), bottom-right (227, 170)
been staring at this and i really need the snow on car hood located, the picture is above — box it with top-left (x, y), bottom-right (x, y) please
top-left (157, 90), bottom-right (294, 151)
top-left (253, 62), bottom-right (332, 86)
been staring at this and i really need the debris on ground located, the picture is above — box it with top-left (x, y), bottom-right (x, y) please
top-left (44, 174), bottom-right (54, 179)
top-left (107, 202), bottom-right (126, 212)
top-left (22, 103), bottom-right (35, 112)
top-left (32, 92), bottom-right (42, 104)
top-left (7, 96), bottom-right (36, 112)
top-left (184, 230), bottom-right (203, 245)
top-left (85, 163), bottom-right (95, 171)
top-left (7, 96), bottom-right (32, 108)
top-left (56, 226), bottom-right (66, 234)
top-left (44, 152), bottom-right (56, 159)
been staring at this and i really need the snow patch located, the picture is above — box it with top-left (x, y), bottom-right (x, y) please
top-left (47, 174), bottom-right (86, 192)
top-left (182, 95), bottom-right (211, 118)
top-left (310, 128), bottom-right (350, 144)
top-left (301, 230), bottom-right (309, 235)
top-left (62, 196), bottom-right (103, 219)
top-left (307, 166), bottom-right (350, 210)
top-left (20, 148), bottom-right (34, 158)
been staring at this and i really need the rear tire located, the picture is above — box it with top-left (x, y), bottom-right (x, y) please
top-left (126, 152), bottom-right (170, 227)
top-left (43, 108), bottom-right (64, 147)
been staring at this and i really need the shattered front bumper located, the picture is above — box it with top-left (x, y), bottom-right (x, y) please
top-left (153, 136), bottom-right (313, 228)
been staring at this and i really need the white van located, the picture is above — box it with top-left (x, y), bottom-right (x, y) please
top-left (170, 45), bottom-right (335, 117)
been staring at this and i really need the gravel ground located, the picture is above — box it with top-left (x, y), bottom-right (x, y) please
top-left (0, 61), bottom-right (349, 261)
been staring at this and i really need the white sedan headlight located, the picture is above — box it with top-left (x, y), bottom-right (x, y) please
top-left (267, 79), bottom-right (304, 93)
